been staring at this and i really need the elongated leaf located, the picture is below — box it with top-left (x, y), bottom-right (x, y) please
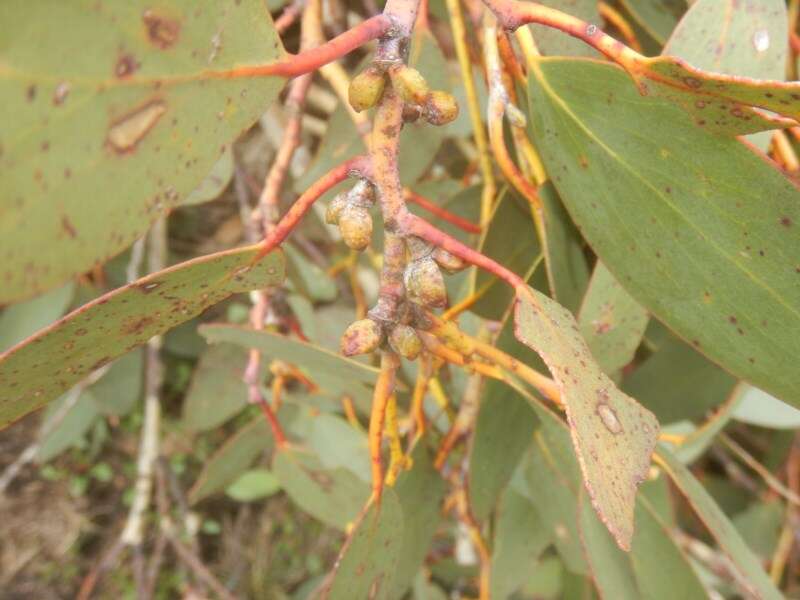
top-left (656, 446), bottom-right (782, 600)
top-left (320, 491), bottom-right (404, 600)
top-left (732, 383), bottom-right (800, 429)
top-left (389, 445), bottom-right (446, 600)
top-left (0, 246), bottom-right (284, 428)
top-left (527, 57), bottom-right (800, 404)
top-left (514, 286), bottom-right (658, 550)
top-left (530, 0), bottom-right (599, 57)
top-left (490, 487), bottom-right (551, 599)
top-left (578, 263), bottom-right (648, 376)
top-left (473, 188), bottom-right (541, 319)
top-left (181, 344), bottom-right (250, 432)
top-left (199, 324), bottom-right (380, 397)
top-left (0, 283), bottom-right (75, 351)
top-left (540, 183), bottom-right (590, 313)
top-left (273, 446), bottom-right (370, 530)
top-left (619, 0), bottom-right (686, 44)
top-left (189, 415), bottom-right (274, 505)
top-left (663, 0), bottom-right (788, 151)
top-left (0, 0), bottom-right (286, 301)
top-left (468, 377), bottom-right (537, 520)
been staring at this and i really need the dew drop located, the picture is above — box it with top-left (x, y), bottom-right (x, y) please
top-left (597, 402), bottom-right (623, 434)
top-left (585, 24), bottom-right (598, 36)
top-left (107, 101), bottom-right (167, 153)
top-left (752, 29), bottom-right (770, 53)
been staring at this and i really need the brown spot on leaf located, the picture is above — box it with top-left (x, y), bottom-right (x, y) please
top-left (780, 216), bottom-right (792, 227)
top-left (53, 82), bottom-right (70, 105)
top-left (115, 54), bottom-right (140, 78)
top-left (124, 316), bottom-right (154, 335)
top-left (61, 215), bottom-right (77, 239)
top-left (143, 10), bottom-right (180, 49)
top-left (107, 100), bottom-right (166, 154)
top-left (26, 85), bottom-right (36, 102)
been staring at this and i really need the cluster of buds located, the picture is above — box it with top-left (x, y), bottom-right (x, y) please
top-left (338, 236), bottom-right (468, 360)
top-left (340, 313), bottom-right (423, 360)
top-left (325, 179), bottom-right (375, 251)
top-left (348, 64), bottom-right (459, 127)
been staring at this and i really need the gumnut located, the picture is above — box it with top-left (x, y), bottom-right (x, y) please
top-left (347, 179), bottom-right (375, 207)
top-left (348, 67), bottom-right (386, 112)
top-left (424, 91), bottom-right (459, 126)
top-left (389, 324), bottom-right (422, 360)
top-left (432, 247), bottom-right (467, 273)
top-left (404, 256), bottom-right (447, 308)
top-left (392, 66), bottom-right (429, 105)
top-left (340, 318), bottom-right (383, 356)
top-left (325, 193), bottom-right (349, 225)
top-left (338, 204), bottom-right (373, 251)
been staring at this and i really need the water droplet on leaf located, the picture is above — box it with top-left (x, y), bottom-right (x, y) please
top-left (752, 29), bottom-right (770, 53)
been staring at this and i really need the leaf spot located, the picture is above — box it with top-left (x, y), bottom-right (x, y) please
top-left (596, 401), bottom-right (623, 434)
top-left (107, 101), bottom-right (167, 153)
top-left (53, 82), bottom-right (70, 105)
top-left (142, 10), bottom-right (180, 49)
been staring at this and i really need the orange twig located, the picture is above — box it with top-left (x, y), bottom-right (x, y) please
top-left (369, 352), bottom-right (400, 506)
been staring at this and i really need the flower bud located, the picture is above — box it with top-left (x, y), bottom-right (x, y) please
top-left (338, 204), bottom-right (373, 251)
top-left (404, 257), bottom-right (447, 308)
top-left (348, 67), bottom-right (386, 113)
top-left (392, 66), bottom-right (429, 105)
top-left (389, 325), bottom-right (422, 360)
top-left (424, 91), bottom-right (459, 126)
top-left (402, 104), bottom-right (422, 123)
top-left (340, 318), bottom-right (383, 356)
top-left (432, 247), bottom-right (467, 273)
top-left (325, 193), bottom-right (349, 225)
top-left (346, 179), bottom-right (375, 208)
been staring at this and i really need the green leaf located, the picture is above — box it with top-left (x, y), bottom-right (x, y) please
top-left (92, 349), bottom-right (143, 416)
top-left (189, 415), bottom-right (275, 504)
top-left (623, 332), bottom-right (736, 424)
top-left (182, 148), bottom-right (234, 206)
top-left (181, 344), bottom-right (249, 432)
top-left (656, 446), bottom-right (782, 600)
top-left (388, 445), bottom-right (446, 600)
top-left (0, 1), bottom-right (286, 301)
top-left (0, 246), bottom-right (284, 429)
top-left (36, 390), bottom-right (100, 462)
top-left (307, 414), bottom-right (371, 483)
top-left (320, 490), bottom-right (403, 600)
top-left (273, 446), bottom-right (370, 530)
top-left (468, 377), bottom-right (537, 520)
top-left (578, 263), bottom-right (648, 376)
top-left (199, 324), bottom-right (379, 398)
top-left (529, 0), bottom-right (600, 57)
top-left (473, 188), bottom-right (541, 320)
top-left (490, 488), bottom-right (551, 600)
top-left (732, 383), bottom-right (800, 429)
top-left (0, 283), bottom-right (75, 352)
top-left (225, 468), bottom-right (282, 502)
top-left (539, 182), bottom-right (590, 314)
top-left (514, 286), bottom-right (658, 550)
top-left (527, 57), bottom-right (800, 405)
top-left (662, 0), bottom-right (788, 151)
top-left (285, 244), bottom-right (338, 303)
top-left (619, 0), bottom-right (686, 44)
top-left (579, 489), bottom-right (708, 600)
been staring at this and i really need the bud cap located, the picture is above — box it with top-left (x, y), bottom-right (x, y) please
top-left (389, 325), bottom-right (422, 360)
top-left (404, 257), bottom-right (447, 308)
top-left (338, 205), bottom-right (373, 251)
top-left (340, 318), bottom-right (383, 356)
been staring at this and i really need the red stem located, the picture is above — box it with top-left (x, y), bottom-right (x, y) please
top-left (480, 0), bottom-right (639, 65)
top-left (401, 212), bottom-right (524, 289)
top-left (255, 155), bottom-right (371, 262)
top-left (218, 14), bottom-right (393, 79)
top-left (404, 190), bottom-right (482, 234)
